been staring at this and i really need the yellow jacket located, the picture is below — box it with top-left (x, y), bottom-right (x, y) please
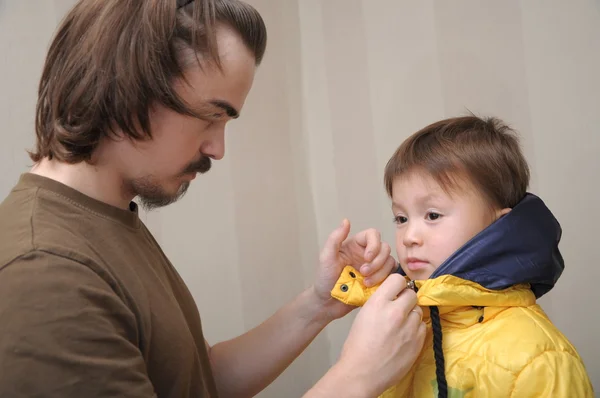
top-left (389, 275), bottom-right (592, 397)
top-left (332, 194), bottom-right (594, 397)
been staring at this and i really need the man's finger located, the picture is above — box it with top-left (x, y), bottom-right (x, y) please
top-left (408, 305), bottom-right (424, 324)
top-left (392, 286), bottom-right (419, 315)
top-left (370, 273), bottom-right (408, 301)
top-left (354, 228), bottom-right (381, 262)
top-left (361, 242), bottom-right (392, 277)
top-left (363, 253), bottom-right (396, 287)
top-left (320, 219), bottom-right (351, 262)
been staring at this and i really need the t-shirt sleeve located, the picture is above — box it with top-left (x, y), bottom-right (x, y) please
top-left (0, 251), bottom-right (157, 398)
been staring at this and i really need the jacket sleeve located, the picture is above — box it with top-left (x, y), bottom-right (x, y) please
top-left (511, 350), bottom-right (594, 397)
top-left (0, 251), bottom-right (157, 398)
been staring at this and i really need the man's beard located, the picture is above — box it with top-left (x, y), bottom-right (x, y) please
top-left (130, 156), bottom-right (212, 211)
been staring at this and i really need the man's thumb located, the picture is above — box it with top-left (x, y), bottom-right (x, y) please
top-left (321, 219), bottom-right (351, 260)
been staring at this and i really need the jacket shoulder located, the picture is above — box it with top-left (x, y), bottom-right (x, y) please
top-left (511, 349), bottom-right (594, 397)
top-left (481, 304), bottom-right (583, 369)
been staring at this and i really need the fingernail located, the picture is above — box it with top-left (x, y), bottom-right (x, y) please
top-left (364, 278), bottom-right (371, 287)
top-left (361, 265), bottom-right (370, 274)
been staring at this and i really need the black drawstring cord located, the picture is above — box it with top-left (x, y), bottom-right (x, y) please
top-left (430, 305), bottom-right (448, 398)
top-left (406, 275), bottom-right (448, 397)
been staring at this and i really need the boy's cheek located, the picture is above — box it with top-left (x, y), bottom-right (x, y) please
top-left (394, 246), bottom-right (405, 264)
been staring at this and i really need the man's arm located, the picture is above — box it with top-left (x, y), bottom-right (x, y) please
top-left (207, 285), bottom-right (331, 398)
top-left (207, 221), bottom-right (425, 398)
top-left (304, 273), bottom-right (425, 398)
top-left (208, 274), bottom-right (425, 398)
top-left (0, 252), bottom-right (157, 398)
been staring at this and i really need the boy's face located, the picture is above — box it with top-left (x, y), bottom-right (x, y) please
top-left (391, 171), bottom-right (509, 281)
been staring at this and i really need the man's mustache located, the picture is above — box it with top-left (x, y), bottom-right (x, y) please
top-left (183, 156), bottom-right (212, 175)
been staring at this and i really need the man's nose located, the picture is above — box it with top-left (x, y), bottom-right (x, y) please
top-left (202, 127), bottom-right (225, 160)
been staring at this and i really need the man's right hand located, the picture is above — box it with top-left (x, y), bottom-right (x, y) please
top-left (306, 274), bottom-right (426, 398)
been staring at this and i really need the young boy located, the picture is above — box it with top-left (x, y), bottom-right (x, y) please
top-left (331, 115), bottom-right (594, 397)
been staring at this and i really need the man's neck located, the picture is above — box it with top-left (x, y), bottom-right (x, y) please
top-left (30, 158), bottom-right (134, 210)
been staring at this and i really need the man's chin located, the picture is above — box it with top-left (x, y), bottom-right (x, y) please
top-left (137, 181), bottom-right (190, 211)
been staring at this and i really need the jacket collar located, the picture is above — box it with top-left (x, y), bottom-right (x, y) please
top-left (415, 275), bottom-right (537, 326)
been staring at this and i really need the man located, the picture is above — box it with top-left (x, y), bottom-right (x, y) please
top-left (0, 1), bottom-right (426, 397)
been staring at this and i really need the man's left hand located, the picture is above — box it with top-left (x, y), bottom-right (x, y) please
top-left (312, 219), bottom-right (398, 320)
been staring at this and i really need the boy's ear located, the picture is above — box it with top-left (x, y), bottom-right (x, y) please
top-left (497, 208), bottom-right (511, 218)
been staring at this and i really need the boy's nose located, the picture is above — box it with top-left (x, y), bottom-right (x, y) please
top-left (403, 222), bottom-right (423, 247)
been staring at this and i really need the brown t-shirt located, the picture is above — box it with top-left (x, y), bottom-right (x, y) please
top-left (0, 173), bottom-right (218, 398)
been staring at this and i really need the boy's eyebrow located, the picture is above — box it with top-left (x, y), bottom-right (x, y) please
top-left (419, 193), bottom-right (441, 202)
top-left (391, 193), bottom-right (442, 209)
top-left (391, 199), bottom-right (406, 211)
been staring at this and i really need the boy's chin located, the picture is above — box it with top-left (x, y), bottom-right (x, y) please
top-left (404, 267), bottom-right (436, 282)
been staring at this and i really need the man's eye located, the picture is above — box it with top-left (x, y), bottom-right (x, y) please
top-left (393, 215), bottom-right (408, 224)
top-left (427, 212), bottom-right (441, 221)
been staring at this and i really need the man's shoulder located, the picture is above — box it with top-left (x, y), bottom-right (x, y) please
top-left (0, 183), bottom-right (145, 280)
top-left (0, 187), bottom-right (150, 318)
top-left (0, 184), bottom-right (41, 267)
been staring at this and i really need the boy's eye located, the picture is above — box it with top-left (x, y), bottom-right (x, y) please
top-left (394, 215), bottom-right (408, 224)
top-left (426, 212), bottom-right (441, 221)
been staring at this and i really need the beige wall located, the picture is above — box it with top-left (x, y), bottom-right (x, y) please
top-left (1, 0), bottom-right (598, 395)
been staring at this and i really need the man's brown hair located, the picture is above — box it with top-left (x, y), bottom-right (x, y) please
top-left (30, 0), bottom-right (267, 164)
top-left (383, 115), bottom-right (530, 209)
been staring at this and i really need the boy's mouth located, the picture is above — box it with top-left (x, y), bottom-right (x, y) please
top-left (405, 257), bottom-right (429, 272)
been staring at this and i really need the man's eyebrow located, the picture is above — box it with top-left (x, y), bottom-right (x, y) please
top-left (209, 100), bottom-right (239, 119)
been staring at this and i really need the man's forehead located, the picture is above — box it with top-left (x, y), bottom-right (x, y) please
top-left (175, 44), bottom-right (254, 121)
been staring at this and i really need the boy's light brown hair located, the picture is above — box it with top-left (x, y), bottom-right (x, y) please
top-left (30, 0), bottom-right (267, 164)
top-left (384, 115), bottom-right (530, 209)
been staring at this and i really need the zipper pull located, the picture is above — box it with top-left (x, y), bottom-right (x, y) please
top-left (407, 280), bottom-right (417, 292)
